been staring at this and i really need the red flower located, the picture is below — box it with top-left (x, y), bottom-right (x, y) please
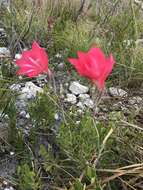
top-left (16, 41), bottom-right (49, 77)
top-left (68, 47), bottom-right (115, 90)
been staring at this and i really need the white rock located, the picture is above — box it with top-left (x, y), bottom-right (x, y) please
top-left (128, 96), bottom-right (142, 105)
top-left (18, 82), bottom-right (43, 100)
top-left (0, 111), bottom-right (8, 119)
top-left (136, 39), bottom-right (143, 45)
top-left (83, 99), bottom-right (94, 108)
top-left (77, 101), bottom-right (85, 109)
top-left (18, 76), bottom-right (23, 80)
top-left (10, 84), bottom-right (21, 92)
top-left (54, 113), bottom-right (59, 120)
top-left (10, 187), bottom-right (15, 190)
top-left (69, 81), bottom-right (89, 95)
top-left (141, 3), bottom-right (143, 10)
top-left (55, 53), bottom-right (62, 58)
top-left (76, 121), bottom-right (80, 124)
top-left (15, 53), bottom-right (22, 59)
top-left (79, 94), bottom-right (90, 101)
top-left (65, 93), bottom-right (77, 104)
top-left (3, 181), bottom-right (8, 185)
top-left (4, 187), bottom-right (14, 190)
top-left (0, 47), bottom-right (10, 57)
top-left (77, 109), bottom-right (84, 114)
top-left (109, 87), bottom-right (127, 97)
top-left (65, 83), bottom-right (69, 87)
top-left (0, 28), bottom-right (5, 33)
top-left (25, 113), bottom-right (30, 119)
top-left (134, 0), bottom-right (142, 6)
top-left (0, 28), bottom-right (6, 38)
top-left (10, 151), bottom-right (15, 156)
top-left (19, 110), bottom-right (27, 118)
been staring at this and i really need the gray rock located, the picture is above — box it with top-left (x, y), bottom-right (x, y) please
top-left (19, 110), bottom-right (30, 119)
top-left (18, 82), bottom-right (43, 100)
top-left (17, 118), bottom-right (26, 127)
top-left (69, 81), bottom-right (89, 95)
top-left (15, 99), bottom-right (27, 110)
top-left (19, 110), bottom-right (27, 118)
top-left (65, 93), bottom-right (77, 104)
top-left (109, 87), bottom-right (127, 97)
top-left (57, 62), bottom-right (65, 70)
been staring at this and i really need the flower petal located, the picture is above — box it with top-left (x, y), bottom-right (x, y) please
top-left (15, 41), bottom-right (49, 77)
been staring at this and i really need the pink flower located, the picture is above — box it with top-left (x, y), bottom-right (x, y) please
top-left (68, 47), bottom-right (115, 90)
top-left (16, 41), bottom-right (49, 77)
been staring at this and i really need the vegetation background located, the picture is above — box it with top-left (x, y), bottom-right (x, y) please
top-left (0, 0), bottom-right (143, 190)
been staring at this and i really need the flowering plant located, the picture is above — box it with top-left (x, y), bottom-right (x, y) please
top-left (16, 41), bottom-right (49, 78)
top-left (68, 47), bottom-right (115, 91)
top-left (16, 42), bottom-right (115, 111)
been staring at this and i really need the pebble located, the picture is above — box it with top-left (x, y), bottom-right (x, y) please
top-left (57, 62), bottom-right (65, 70)
top-left (15, 100), bottom-right (27, 111)
top-left (0, 47), bottom-right (10, 58)
top-left (15, 53), bottom-right (22, 59)
top-left (54, 113), bottom-right (59, 120)
top-left (19, 110), bottom-right (27, 118)
top-left (83, 99), bottom-right (94, 108)
top-left (78, 94), bottom-right (90, 101)
top-left (77, 109), bottom-right (84, 114)
top-left (25, 113), bottom-right (30, 119)
top-left (109, 87), bottom-right (127, 97)
top-left (9, 84), bottom-right (21, 92)
top-left (18, 82), bottom-right (43, 100)
top-left (77, 101), bottom-right (85, 109)
top-left (10, 152), bottom-right (15, 156)
top-left (3, 181), bottom-right (8, 186)
top-left (128, 96), bottom-right (142, 105)
top-left (134, 0), bottom-right (142, 6)
top-left (55, 53), bottom-right (62, 58)
top-left (65, 93), bottom-right (77, 104)
top-left (69, 81), bottom-right (89, 95)
top-left (4, 187), bottom-right (15, 190)
top-left (76, 121), bottom-right (80, 125)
